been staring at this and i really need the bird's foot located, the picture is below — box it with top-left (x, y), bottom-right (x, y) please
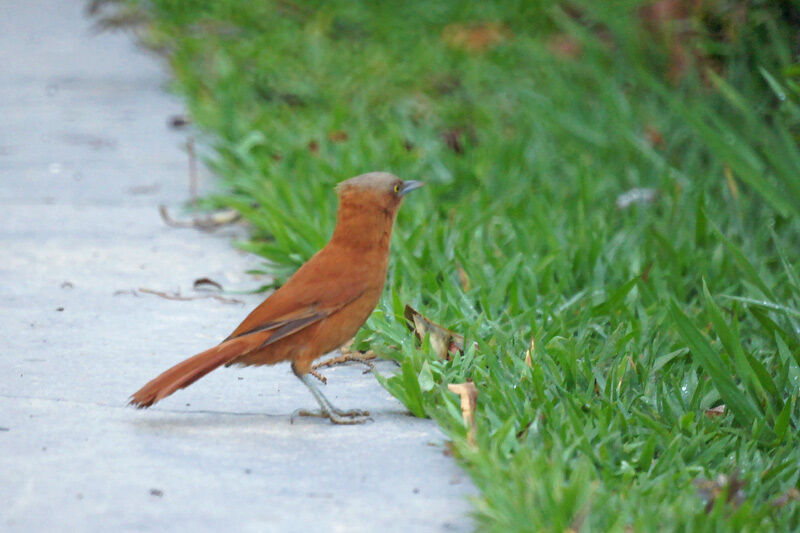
top-left (291, 408), bottom-right (372, 425)
top-left (333, 408), bottom-right (370, 417)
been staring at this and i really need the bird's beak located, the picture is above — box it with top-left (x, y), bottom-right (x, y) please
top-left (399, 180), bottom-right (424, 196)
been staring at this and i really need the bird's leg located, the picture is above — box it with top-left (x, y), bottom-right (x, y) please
top-left (294, 373), bottom-right (370, 424)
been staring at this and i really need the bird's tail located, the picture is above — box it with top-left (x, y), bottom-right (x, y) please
top-left (129, 334), bottom-right (266, 408)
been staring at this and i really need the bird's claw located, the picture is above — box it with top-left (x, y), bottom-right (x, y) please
top-left (290, 408), bottom-right (372, 425)
top-left (334, 408), bottom-right (370, 417)
top-left (328, 411), bottom-right (372, 424)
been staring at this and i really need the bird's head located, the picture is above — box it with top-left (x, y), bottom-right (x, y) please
top-left (335, 172), bottom-right (424, 213)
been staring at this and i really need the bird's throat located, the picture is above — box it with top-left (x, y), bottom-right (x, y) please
top-left (330, 201), bottom-right (395, 252)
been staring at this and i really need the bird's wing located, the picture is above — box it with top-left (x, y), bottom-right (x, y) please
top-left (223, 301), bottom-right (360, 349)
top-left (223, 248), bottom-right (374, 348)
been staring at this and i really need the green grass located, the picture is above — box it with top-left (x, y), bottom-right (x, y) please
top-left (110, 0), bottom-right (800, 529)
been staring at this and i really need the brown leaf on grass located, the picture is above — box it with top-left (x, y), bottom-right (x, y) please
top-left (431, 74), bottom-right (461, 95)
top-left (666, 42), bottom-right (691, 84)
top-left (547, 33), bottom-right (582, 60)
top-left (447, 381), bottom-right (478, 445)
top-left (639, 0), bottom-right (697, 23)
top-left (772, 488), bottom-right (800, 508)
top-left (693, 473), bottom-right (746, 513)
top-left (724, 165), bottom-right (739, 201)
top-left (640, 262), bottom-right (653, 283)
top-left (441, 128), bottom-right (465, 155)
top-left (327, 130), bottom-right (348, 143)
top-left (441, 126), bottom-right (477, 155)
top-left (457, 265), bottom-right (470, 292)
top-left (644, 124), bottom-right (665, 148)
top-left (704, 404), bottom-right (726, 418)
top-left (516, 419), bottom-right (534, 439)
top-left (279, 93), bottom-right (306, 107)
top-left (404, 304), bottom-right (467, 359)
top-left (637, 0), bottom-right (732, 85)
top-left (442, 22), bottom-right (511, 52)
top-left (524, 337), bottom-right (534, 367)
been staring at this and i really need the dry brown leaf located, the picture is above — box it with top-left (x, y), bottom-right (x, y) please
top-left (441, 22), bottom-right (510, 52)
top-left (640, 262), bottom-right (653, 283)
top-left (547, 33), bottom-right (582, 60)
top-left (524, 337), bottom-right (534, 367)
top-left (137, 287), bottom-right (244, 305)
top-left (448, 381), bottom-right (478, 445)
top-left (639, 0), bottom-right (697, 23)
top-left (327, 130), bottom-right (348, 143)
top-left (168, 114), bottom-right (190, 129)
top-left (457, 265), bottom-right (470, 292)
top-left (442, 441), bottom-right (456, 457)
top-left (441, 128), bottom-right (466, 155)
top-left (404, 304), bottom-right (467, 359)
top-left (193, 277), bottom-right (223, 292)
top-left (644, 124), bottom-right (664, 148)
top-left (724, 165), bottom-right (739, 201)
top-left (158, 205), bottom-right (242, 231)
top-left (431, 74), bottom-right (461, 95)
top-left (693, 473), bottom-right (746, 513)
top-left (772, 487), bottom-right (800, 508)
top-left (637, 0), bottom-right (729, 84)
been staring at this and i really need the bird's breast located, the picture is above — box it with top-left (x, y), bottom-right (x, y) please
top-left (314, 285), bottom-right (384, 356)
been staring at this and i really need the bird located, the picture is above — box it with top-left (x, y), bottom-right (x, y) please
top-left (129, 172), bottom-right (423, 424)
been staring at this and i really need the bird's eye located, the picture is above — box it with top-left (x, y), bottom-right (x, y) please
top-left (393, 183), bottom-right (401, 194)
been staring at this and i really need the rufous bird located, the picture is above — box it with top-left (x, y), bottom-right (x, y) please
top-left (130, 172), bottom-right (423, 424)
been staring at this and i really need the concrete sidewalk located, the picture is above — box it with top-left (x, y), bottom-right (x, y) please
top-left (0, 1), bottom-right (475, 531)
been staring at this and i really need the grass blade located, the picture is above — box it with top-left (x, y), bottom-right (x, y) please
top-left (669, 300), bottom-right (760, 427)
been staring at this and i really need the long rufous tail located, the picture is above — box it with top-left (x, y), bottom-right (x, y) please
top-left (129, 334), bottom-right (266, 408)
